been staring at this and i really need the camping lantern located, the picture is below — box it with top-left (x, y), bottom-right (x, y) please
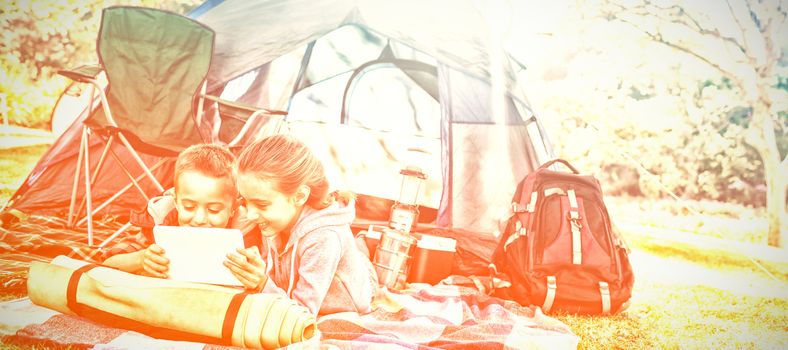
top-left (388, 164), bottom-right (426, 233)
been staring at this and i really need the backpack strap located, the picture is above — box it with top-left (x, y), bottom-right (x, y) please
top-left (505, 190), bottom-right (537, 253)
top-left (567, 189), bottom-right (583, 265)
top-left (503, 223), bottom-right (527, 251)
top-left (525, 192), bottom-right (538, 212)
top-left (543, 275), bottom-right (557, 313)
top-left (599, 281), bottom-right (611, 315)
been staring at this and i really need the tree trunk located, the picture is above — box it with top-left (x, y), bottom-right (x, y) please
top-left (749, 104), bottom-right (786, 248)
top-left (764, 158), bottom-right (786, 248)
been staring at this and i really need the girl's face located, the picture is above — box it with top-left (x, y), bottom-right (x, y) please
top-left (237, 173), bottom-right (307, 239)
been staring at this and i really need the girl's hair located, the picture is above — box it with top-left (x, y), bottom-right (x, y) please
top-left (237, 135), bottom-right (353, 209)
top-left (174, 143), bottom-right (237, 195)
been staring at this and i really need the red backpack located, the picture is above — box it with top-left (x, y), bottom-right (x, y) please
top-left (492, 159), bottom-right (633, 315)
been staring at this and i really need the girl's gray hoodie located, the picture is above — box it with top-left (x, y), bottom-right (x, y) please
top-left (259, 200), bottom-right (377, 315)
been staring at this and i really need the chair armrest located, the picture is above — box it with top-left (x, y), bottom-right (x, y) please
top-left (58, 64), bottom-right (104, 83)
top-left (202, 94), bottom-right (288, 116)
top-left (200, 94), bottom-right (287, 146)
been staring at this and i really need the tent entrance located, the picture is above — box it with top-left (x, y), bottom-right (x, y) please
top-left (220, 24), bottom-right (445, 214)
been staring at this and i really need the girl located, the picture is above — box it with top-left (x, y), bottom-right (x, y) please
top-left (224, 134), bottom-right (377, 315)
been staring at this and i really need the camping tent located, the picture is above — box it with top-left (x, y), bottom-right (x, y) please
top-left (4, 0), bottom-right (554, 234)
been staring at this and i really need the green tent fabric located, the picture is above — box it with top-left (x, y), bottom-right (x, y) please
top-left (92, 6), bottom-right (214, 153)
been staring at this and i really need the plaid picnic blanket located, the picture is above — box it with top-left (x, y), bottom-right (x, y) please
top-left (318, 283), bottom-right (578, 349)
top-left (0, 283), bottom-right (577, 349)
top-left (0, 215), bottom-right (579, 349)
top-left (0, 214), bottom-right (119, 295)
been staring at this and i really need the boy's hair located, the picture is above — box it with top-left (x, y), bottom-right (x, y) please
top-left (174, 143), bottom-right (237, 195)
top-left (237, 135), bottom-right (353, 210)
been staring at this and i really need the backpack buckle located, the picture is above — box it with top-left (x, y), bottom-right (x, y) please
top-left (567, 211), bottom-right (582, 227)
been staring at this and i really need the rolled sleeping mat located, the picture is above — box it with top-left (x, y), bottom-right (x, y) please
top-left (27, 256), bottom-right (315, 349)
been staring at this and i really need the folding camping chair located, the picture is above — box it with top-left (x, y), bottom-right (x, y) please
top-left (58, 6), bottom-right (286, 247)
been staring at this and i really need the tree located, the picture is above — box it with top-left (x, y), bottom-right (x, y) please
top-left (597, 0), bottom-right (787, 247)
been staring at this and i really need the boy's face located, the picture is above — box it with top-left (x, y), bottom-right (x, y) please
top-left (174, 170), bottom-right (236, 228)
top-left (237, 173), bottom-right (304, 239)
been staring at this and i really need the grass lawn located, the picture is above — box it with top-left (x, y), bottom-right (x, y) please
top-left (0, 144), bottom-right (50, 208)
top-left (557, 226), bottom-right (787, 350)
top-left (0, 143), bottom-right (786, 349)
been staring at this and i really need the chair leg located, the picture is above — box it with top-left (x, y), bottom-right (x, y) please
top-left (211, 102), bottom-right (222, 144)
top-left (82, 128), bottom-right (94, 246)
top-left (196, 81), bottom-right (206, 129)
top-left (108, 149), bottom-right (152, 202)
top-left (97, 222), bottom-right (133, 249)
top-left (69, 78), bottom-right (164, 247)
top-left (67, 126), bottom-right (87, 228)
top-left (74, 134), bottom-right (115, 223)
top-left (84, 77), bottom-right (165, 194)
top-left (74, 158), bottom-right (168, 228)
top-left (228, 109), bottom-right (266, 147)
top-left (115, 132), bottom-right (165, 194)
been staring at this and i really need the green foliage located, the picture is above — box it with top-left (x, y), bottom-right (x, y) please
top-left (527, 27), bottom-right (781, 207)
top-left (525, 1), bottom-right (788, 211)
top-left (725, 106), bottom-right (751, 128)
top-left (0, 0), bottom-right (201, 129)
top-left (545, 72), bottom-right (768, 206)
top-left (777, 76), bottom-right (788, 91)
top-left (778, 111), bottom-right (788, 159)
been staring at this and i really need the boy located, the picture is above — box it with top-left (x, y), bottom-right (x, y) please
top-left (102, 143), bottom-right (259, 278)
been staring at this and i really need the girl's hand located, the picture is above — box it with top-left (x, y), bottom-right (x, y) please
top-left (139, 243), bottom-right (169, 278)
top-left (224, 247), bottom-right (268, 291)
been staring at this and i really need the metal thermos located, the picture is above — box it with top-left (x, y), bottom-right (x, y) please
top-left (372, 228), bottom-right (417, 290)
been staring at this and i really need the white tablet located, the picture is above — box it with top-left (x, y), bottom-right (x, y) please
top-left (153, 225), bottom-right (244, 286)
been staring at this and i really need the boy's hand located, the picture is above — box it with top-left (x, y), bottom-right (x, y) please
top-left (139, 244), bottom-right (169, 278)
top-left (224, 247), bottom-right (267, 291)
